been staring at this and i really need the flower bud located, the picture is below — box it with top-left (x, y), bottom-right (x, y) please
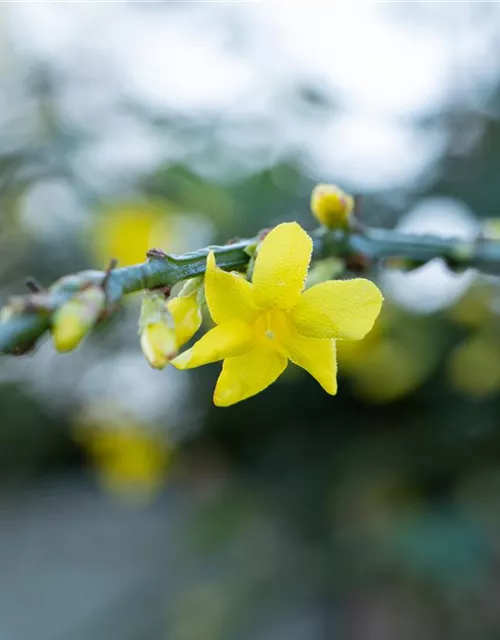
top-left (52, 286), bottom-right (106, 352)
top-left (167, 277), bottom-right (203, 347)
top-left (310, 183), bottom-right (354, 229)
top-left (139, 292), bottom-right (178, 369)
top-left (140, 323), bottom-right (177, 369)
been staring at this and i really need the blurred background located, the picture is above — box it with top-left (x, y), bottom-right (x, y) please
top-left (2, 2), bottom-right (500, 639)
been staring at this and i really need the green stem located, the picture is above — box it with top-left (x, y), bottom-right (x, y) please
top-left (119, 239), bottom-right (252, 296)
top-left (1, 225), bottom-right (499, 356)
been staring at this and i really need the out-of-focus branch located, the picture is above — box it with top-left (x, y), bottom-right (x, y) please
top-left (1, 225), bottom-right (499, 356)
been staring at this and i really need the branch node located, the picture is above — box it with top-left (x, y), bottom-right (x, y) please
top-left (25, 277), bottom-right (44, 293)
top-left (147, 248), bottom-right (168, 260)
top-left (102, 258), bottom-right (118, 294)
top-left (148, 284), bottom-right (172, 299)
top-left (345, 253), bottom-right (371, 274)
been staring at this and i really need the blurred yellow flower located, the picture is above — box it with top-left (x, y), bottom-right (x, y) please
top-left (343, 339), bottom-right (431, 404)
top-left (447, 280), bottom-right (494, 329)
top-left (173, 222), bottom-right (383, 406)
top-left (337, 306), bottom-right (436, 403)
top-left (448, 333), bottom-right (500, 398)
top-left (91, 202), bottom-right (172, 267)
top-left (74, 414), bottom-right (171, 502)
top-left (310, 183), bottom-right (355, 229)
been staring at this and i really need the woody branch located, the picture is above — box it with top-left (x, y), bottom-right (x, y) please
top-left (0, 224), bottom-right (499, 356)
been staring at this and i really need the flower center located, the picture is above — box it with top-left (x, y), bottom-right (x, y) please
top-left (253, 309), bottom-right (290, 353)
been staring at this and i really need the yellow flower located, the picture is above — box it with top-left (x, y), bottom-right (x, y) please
top-left (172, 222), bottom-right (383, 406)
top-left (52, 286), bottom-right (106, 352)
top-left (310, 183), bottom-right (355, 229)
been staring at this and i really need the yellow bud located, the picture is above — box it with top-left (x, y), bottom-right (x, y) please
top-left (139, 281), bottom-right (203, 368)
top-left (140, 322), bottom-right (178, 369)
top-left (167, 292), bottom-right (202, 347)
top-left (139, 291), bottom-right (178, 369)
top-left (310, 183), bottom-right (355, 229)
top-left (52, 286), bottom-right (106, 352)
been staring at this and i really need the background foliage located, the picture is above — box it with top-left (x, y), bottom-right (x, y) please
top-left (2, 3), bottom-right (500, 639)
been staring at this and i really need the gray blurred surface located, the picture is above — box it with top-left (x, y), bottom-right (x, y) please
top-left (0, 477), bottom-right (180, 640)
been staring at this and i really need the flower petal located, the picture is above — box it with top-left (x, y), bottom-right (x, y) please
top-left (285, 332), bottom-right (337, 395)
top-left (291, 279), bottom-right (383, 340)
top-left (214, 346), bottom-right (287, 407)
top-left (205, 252), bottom-right (258, 324)
top-left (172, 321), bottom-right (252, 370)
top-left (252, 222), bottom-right (312, 310)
